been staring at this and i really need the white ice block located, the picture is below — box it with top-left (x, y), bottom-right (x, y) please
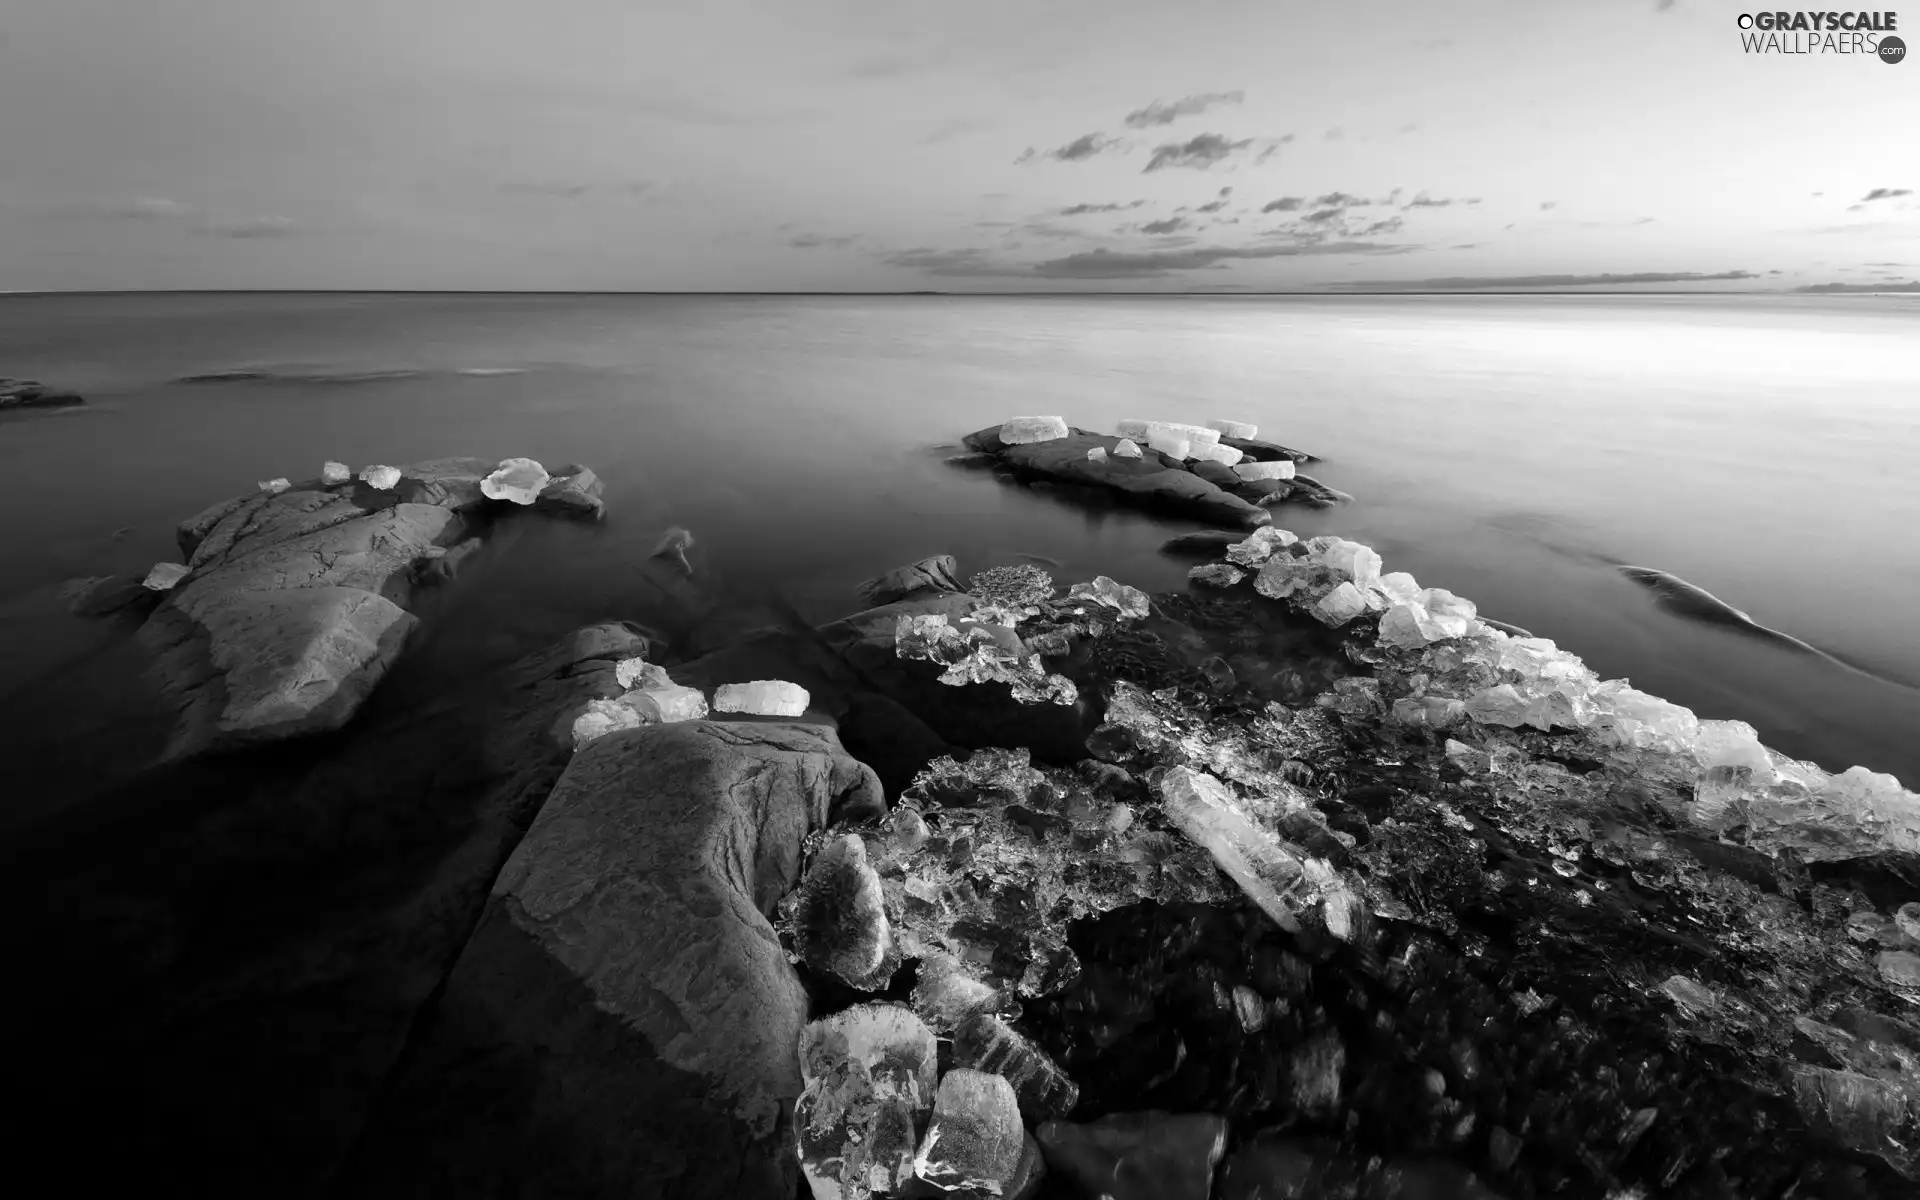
top-left (320, 461), bottom-right (352, 486)
top-left (359, 464), bottom-right (401, 490)
top-left (1208, 420), bottom-right (1258, 439)
top-left (481, 456), bottom-right (551, 505)
top-left (143, 562), bottom-right (191, 591)
top-left (1232, 459), bottom-right (1296, 481)
top-left (1188, 442), bottom-right (1244, 466)
top-left (999, 416), bottom-right (1070, 444)
top-left (713, 679), bottom-right (811, 717)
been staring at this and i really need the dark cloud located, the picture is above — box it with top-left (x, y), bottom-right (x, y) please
top-left (1449, 243), bottom-right (1483, 250)
top-left (1144, 133), bottom-right (1254, 173)
top-left (1796, 280), bottom-right (1920, 292)
top-left (1018, 221), bottom-right (1093, 240)
top-left (1302, 208), bottom-right (1344, 224)
top-left (788, 233), bottom-right (857, 249)
top-left (1262, 197), bottom-right (1305, 213)
top-left (1321, 270), bottom-right (1758, 291)
top-left (1769, 269), bottom-right (1785, 275)
top-left (1539, 201), bottom-right (1559, 211)
top-left (880, 247), bottom-right (1020, 277)
top-left (196, 215), bottom-right (297, 238)
top-left (1656, 0), bottom-right (1677, 11)
top-left (1405, 192), bottom-right (1471, 208)
top-left (1861, 187), bottom-right (1913, 201)
top-left (1195, 189), bottom-right (1233, 214)
top-left (1059, 200), bottom-right (1146, 215)
top-left (110, 197), bottom-right (198, 219)
top-left (1122, 91), bottom-right (1246, 129)
top-left (1015, 133), bottom-right (1122, 164)
top-left (1141, 217), bottom-right (1187, 234)
top-left (1031, 239), bottom-right (1415, 280)
top-left (1324, 127), bottom-right (1344, 141)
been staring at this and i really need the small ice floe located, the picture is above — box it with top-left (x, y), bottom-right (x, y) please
top-left (359, 464), bottom-right (402, 490)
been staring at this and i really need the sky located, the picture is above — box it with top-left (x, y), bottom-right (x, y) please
top-left (0, 0), bottom-right (1915, 292)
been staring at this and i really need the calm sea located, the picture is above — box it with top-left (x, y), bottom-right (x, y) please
top-left (3, 291), bottom-right (1917, 798)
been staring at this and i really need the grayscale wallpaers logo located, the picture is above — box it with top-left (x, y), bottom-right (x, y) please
top-left (1735, 11), bottom-right (1904, 59)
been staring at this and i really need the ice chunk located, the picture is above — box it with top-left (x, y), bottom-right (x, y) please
top-left (1393, 696), bottom-right (1467, 729)
top-left (1110, 437), bottom-right (1143, 459)
top-left (1313, 581), bottom-right (1370, 627)
top-left (359, 464), bottom-right (401, 490)
top-left (798, 1003), bottom-right (938, 1098)
top-left (1189, 563), bottom-right (1247, 588)
top-left (1313, 539), bottom-right (1382, 590)
top-left (999, 416), bottom-right (1070, 444)
top-left (1232, 459), bottom-right (1296, 481)
top-left (1225, 526), bottom-right (1299, 568)
top-left (257, 477), bottom-right (291, 495)
top-left (480, 456), bottom-right (551, 505)
top-left (714, 679), bottom-right (811, 717)
top-left (1147, 420), bottom-right (1221, 447)
top-left (1188, 441), bottom-right (1244, 466)
top-left (1253, 556), bottom-right (1315, 601)
top-left (910, 952), bottom-right (1001, 1033)
top-left (1693, 719), bottom-right (1775, 776)
top-left (614, 656), bottom-right (664, 690)
top-left (569, 695), bottom-right (649, 749)
top-left (1590, 682), bottom-right (1699, 751)
top-left (1144, 429), bottom-right (1191, 459)
top-left (1208, 419), bottom-right (1258, 439)
top-left (1087, 446), bottom-right (1108, 463)
top-left (1377, 587), bottom-right (1478, 650)
top-left (1464, 684), bottom-right (1530, 729)
top-left (630, 683), bottom-right (708, 723)
top-left (914, 1069), bottom-right (1025, 1195)
top-left (142, 562), bottom-right (191, 591)
top-left (951, 1013), bottom-right (1080, 1123)
top-left (1115, 419), bottom-right (1151, 439)
top-left (1160, 767), bottom-right (1325, 934)
top-left (320, 460), bottom-right (352, 486)
top-left (1066, 575), bottom-right (1150, 620)
top-left (795, 835), bottom-right (896, 989)
top-left (796, 1004), bottom-right (938, 1200)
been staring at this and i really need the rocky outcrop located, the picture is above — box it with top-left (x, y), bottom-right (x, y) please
top-left (961, 425), bottom-right (1273, 530)
top-left (0, 377), bottom-right (84, 409)
top-left (345, 720), bottom-right (883, 1200)
top-left (139, 459), bottom-right (607, 759)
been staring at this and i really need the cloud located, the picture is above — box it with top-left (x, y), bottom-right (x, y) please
top-left (1144, 133), bottom-right (1254, 173)
top-left (1656, 0), bottom-right (1677, 11)
top-left (1398, 124), bottom-right (1420, 134)
top-left (1262, 197), bottom-right (1305, 213)
top-left (1016, 133), bottom-right (1123, 164)
top-left (1141, 217), bottom-right (1187, 234)
top-left (1195, 186), bottom-right (1234, 214)
top-left (1031, 239), bottom-right (1416, 279)
top-left (1254, 135), bottom-right (1296, 165)
top-left (880, 247), bottom-right (1021, 277)
top-left (1122, 92), bottom-right (1246, 129)
top-left (1302, 208), bottom-right (1344, 224)
top-left (1323, 127), bottom-right (1344, 141)
top-left (1862, 188), bottom-right (1913, 202)
top-left (1320, 270), bottom-right (1758, 291)
top-left (1539, 201), bottom-right (1559, 211)
top-left (1403, 192), bottom-right (1482, 209)
top-left (788, 233), bottom-right (858, 248)
top-left (1795, 280), bottom-right (1920, 292)
top-left (197, 215), bottom-right (297, 238)
top-left (1059, 200), bottom-right (1146, 215)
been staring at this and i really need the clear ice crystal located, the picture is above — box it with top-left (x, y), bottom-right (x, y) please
top-left (914, 1069), bottom-right (1024, 1195)
top-left (999, 416), bottom-right (1070, 444)
top-left (1158, 766), bottom-right (1352, 935)
top-left (1312, 581), bottom-right (1370, 627)
top-left (796, 1003), bottom-right (938, 1200)
top-left (614, 656), bottom-right (661, 690)
top-left (1225, 526), bottom-right (1299, 568)
top-left (1065, 576), bottom-right (1150, 620)
top-left (714, 679), bottom-right (811, 717)
top-left (1111, 438), bottom-right (1143, 459)
top-left (480, 456), bottom-right (550, 505)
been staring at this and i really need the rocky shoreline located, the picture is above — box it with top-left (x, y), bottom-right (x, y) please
top-left (13, 433), bottom-right (1920, 1199)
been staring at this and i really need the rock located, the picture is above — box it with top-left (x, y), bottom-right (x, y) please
top-left (1208, 419), bottom-right (1258, 439)
top-left (348, 720), bottom-right (880, 1200)
top-left (1218, 1138), bottom-right (1508, 1200)
top-left (532, 463), bottom-right (607, 520)
top-left (479, 456), bottom-right (550, 505)
top-left (951, 1013), bottom-right (1080, 1122)
top-left (1000, 416), bottom-right (1070, 444)
top-left (969, 564), bottom-right (1056, 607)
top-left (1188, 459), bottom-right (1241, 489)
top-left (1159, 530), bottom-right (1247, 558)
top-left (716, 679), bottom-right (812, 717)
top-left (1234, 459), bottom-right (1296, 481)
top-left (1035, 1111), bottom-right (1228, 1200)
top-left (61, 574), bottom-right (158, 618)
top-left (1112, 438), bottom-right (1143, 459)
top-left (795, 834), bottom-right (898, 990)
top-left (1233, 478), bottom-right (1294, 504)
top-left (359, 464), bottom-right (402, 490)
top-left (0, 377), bottom-right (85, 409)
top-left (411, 535), bottom-right (484, 585)
top-left (320, 460), bottom-right (352, 486)
top-left (961, 426), bottom-right (1271, 530)
top-left (1291, 472), bottom-right (1353, 505)
top-left (142, 562), bottom-right (192, 591)
top-left (914, 1069), bottom-right (1025, 1195)
top-left (796, 1004), bottom-right (939, 1200)
top-left (858, 555), bottom-right (963, 606)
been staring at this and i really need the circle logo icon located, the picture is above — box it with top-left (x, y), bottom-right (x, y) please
top-left (1882, 35), bottom-right (1907, 64)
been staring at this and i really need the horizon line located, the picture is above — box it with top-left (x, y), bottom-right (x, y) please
top-left (0, 287), bottom-right (1904, 298)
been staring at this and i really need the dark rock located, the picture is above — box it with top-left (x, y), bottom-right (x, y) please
top-left (532, 463), bottom-right (607, 521)
top-left (960, 426), bottom-right (1271, 531)
top-left (839, 688), bottom-right (959, 801)
top-left (412, 536), bottom-right (486, 586)
top-left (1219, 1137), bottom-right (1508, 1199)
top-left (1291, 473), bottom-right (1354, 506)
top-left (0, 377), bottom-right (85, 409)
top-left (1219, 435), bottom-right (1317, 463)
top-left (345, 720), bottom-right (879, 1200)
top-left (1036, 1110), bottom-right (1228, 1200)
top-left (60, 574), bottom-right (160, 619)
top-left (1233, 478), bottom-right (1294, 503)
top-left (1189, 459), bottom-right (1241, 489)
top-left (859, 554), bottom-right (964, 606)
top-left (1160, 531), bottom-right (1249, 558)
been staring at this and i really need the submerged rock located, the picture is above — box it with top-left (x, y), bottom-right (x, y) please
top-left (1035, 1111), bottom-right (1227, 1200)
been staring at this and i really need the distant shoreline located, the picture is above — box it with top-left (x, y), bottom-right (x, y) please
top-left (3, 288), bottom-right (1915, 298)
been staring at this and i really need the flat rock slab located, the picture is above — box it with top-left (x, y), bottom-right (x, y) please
top-left (346, 720), bottom-right (883, 1200)
top-left (962, 426), bottom-right (1271, 531)
top-left (0, 377), bottom-right (85, 408)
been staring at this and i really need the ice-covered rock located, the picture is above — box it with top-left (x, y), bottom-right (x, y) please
top-left (1225, 526), bottom-right (1298, 568)
top-left (257, 477), bottom-right (291, 495)
top-left (1232, 459), bottom-right (1296, 481)
top-left (1065, 576), bottom-right (1150, 620)
top-left (320, 460), bottom-right (352, 486)
top-left (1189, 441), bottom-right (1244, 467)
top-left (141, 562), bottom-right (191, 591)
top-left (1189, 563), bottom-right (1246, 588)
top-left (714, 679), bottom-right (811, 717)
top-left (914, 1069), bottom-right (1025, 1195)
top-left (1159, 767), bottom-right (1349, 935)
top-left (359, 464), bottom-right (402, 490)
top-left (480, 456), bottom-right (551, 505)
top-left (1087, 446), bottom-right (1108, 463)
top-left (1208, 419), bottom-right (1258, 439)
top-left (1312, 581), bottom-right (1370, 627)
top-left (999, 416), bottom-right (1070, 445)
top-left (796, 1003), bottom-right (938, 1200)
top-left (1111, 438), bottom-right (1143, 460)
top-left (795, 835), bottom-right (897, 990)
